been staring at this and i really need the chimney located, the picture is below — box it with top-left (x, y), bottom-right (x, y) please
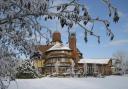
top-left (69, 33), bottom-right (80, 63)
top-left (52, 31), bottom-right (62, 43)
top-left (69, 33), bottom-right (76, 51)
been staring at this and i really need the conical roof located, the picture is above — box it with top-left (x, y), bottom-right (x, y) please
top-left (47, 43), bottom-right (71, 51)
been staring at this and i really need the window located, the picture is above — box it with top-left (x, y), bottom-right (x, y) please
top-left (61, 58), bottom-right (66, 62)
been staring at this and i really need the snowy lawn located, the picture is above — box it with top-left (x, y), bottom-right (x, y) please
top-left (8, 75), bottom-right (128, 89)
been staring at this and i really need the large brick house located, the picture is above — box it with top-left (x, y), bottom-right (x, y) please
top-left (32, 31), bottom-right (82, 75)
top-left (32, 31), bottom-right (112, 76)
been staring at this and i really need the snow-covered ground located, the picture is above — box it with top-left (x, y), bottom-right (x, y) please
top-left (8, 75), bottom-right (128, 89)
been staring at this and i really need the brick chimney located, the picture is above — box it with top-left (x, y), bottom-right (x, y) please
top-left (52, 31), bottom-right (62, 43)
top-left (69, 33), bottom-right (79, 62)
top-left (69, 33), bottom-right (77, 51)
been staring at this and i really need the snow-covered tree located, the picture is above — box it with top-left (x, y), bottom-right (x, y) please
top-left (16, 60), bottom-right (39, 79)
top-left (113, 51), bottom-right (128, 74)
top-left (0, 45), bottom-right (17, 89)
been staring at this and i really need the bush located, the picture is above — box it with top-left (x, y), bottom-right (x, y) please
top-left (16, 60), bottom-right (39, 79)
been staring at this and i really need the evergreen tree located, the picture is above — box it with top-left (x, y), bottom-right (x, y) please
top-left (16, 60), bottom-right (39, 79)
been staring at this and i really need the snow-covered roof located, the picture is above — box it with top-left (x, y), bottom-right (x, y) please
top-left (79, 58), bottom-right (111, 64)
top-left (47, 43), bottom-right (71, 51)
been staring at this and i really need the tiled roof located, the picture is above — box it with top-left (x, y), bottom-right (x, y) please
top-left (35, 45), bottom-right (53, 53)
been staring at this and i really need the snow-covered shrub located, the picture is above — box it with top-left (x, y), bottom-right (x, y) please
top-left (16, 60), bottom-right (39, 79)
